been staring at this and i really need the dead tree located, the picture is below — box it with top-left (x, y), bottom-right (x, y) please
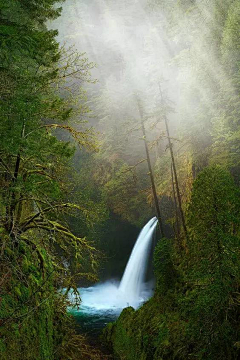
top-left (137, 98), bottom-right (165, 238)
top-left (158, 86), bottom-right (188, 241)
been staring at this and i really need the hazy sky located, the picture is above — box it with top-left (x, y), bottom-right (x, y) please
top-left (51, 0), bottom-right (177, 113)
top-left (50, 0), bottom-right (231, 151)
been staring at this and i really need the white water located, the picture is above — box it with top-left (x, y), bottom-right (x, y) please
top-left (69, 217), bottom-right (158, 322)
top-left (118, 216), bottom-right (157, 304)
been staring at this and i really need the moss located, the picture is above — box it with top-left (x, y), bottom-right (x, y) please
top-left (0, 237), bottom-right (67, 360)
top-left (103, 301), bottom-right (162, 360)
top-left (103, 167), bottom-right (240, 360)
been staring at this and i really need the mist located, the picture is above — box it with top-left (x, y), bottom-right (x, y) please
top-left (51, 0), bottom-right (177, 120)
top-left (49, 2), bottom-right (234, 212)
top-left (2, 1), bottom-right (240, 358)
top-left (50, 0), bottom-right (235, 151)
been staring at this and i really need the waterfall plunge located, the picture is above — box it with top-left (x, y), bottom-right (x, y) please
top-left (69, 217), bottom-right (158, 312)
top-left (118, 217), bottom-right (158, 303)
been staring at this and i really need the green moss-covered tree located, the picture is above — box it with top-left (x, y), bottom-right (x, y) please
top-left (0, 1), bottom-right (100, 359)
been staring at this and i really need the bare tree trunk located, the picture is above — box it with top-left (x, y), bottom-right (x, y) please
top-left (171, 162), bottom-right (180, 246)
top-left (164, 115), bottom-right (188, 240)
top-left (137, 100), bottom-right (165, 238)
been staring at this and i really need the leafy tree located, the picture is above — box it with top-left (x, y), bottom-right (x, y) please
top-left (0, 0), bottom-right (100, 359)
top-left (181, 166), bottom-right (240, 359)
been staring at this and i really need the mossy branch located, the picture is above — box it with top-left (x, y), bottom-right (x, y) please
top-left (20, 203), bottom-right (89, 231)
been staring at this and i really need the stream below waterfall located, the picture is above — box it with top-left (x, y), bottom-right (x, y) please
top-left (68, 217), bottom-right (158, 335)
top-left (69, 280), bottom-right (154, 335)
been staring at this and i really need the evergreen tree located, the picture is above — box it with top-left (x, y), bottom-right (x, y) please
top-left (0, 1), bottom-right (99, 359)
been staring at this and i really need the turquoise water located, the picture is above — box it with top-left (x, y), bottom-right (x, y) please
top-left (68, 281), bottom-right (153, 335)
top-left (68, 282), bottom-right (125, 335)
top-left (68, 218), bottom-right (156, 336)
top-left (69, 306), bottom-right (120, 336)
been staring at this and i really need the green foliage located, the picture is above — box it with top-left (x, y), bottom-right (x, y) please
top-left (1, 0), bottom-right (240, 358)
top-left (0, 234), bottom-right (55, 360)
top-left (154, 237), bottom-right (177, 294)
top-left (103, 163), bottom-right (153, 226)
top-left (0, 0), bottom-right (100, 359)
top-left (181, 166), bottom-right (240, 359)
top-left (104, 166), bottom-right (240, 360)
top-left (186, 166), bottom-right (240, 271)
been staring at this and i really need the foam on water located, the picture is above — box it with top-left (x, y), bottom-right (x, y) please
top-left (68, 217), bottom-right (158, 323)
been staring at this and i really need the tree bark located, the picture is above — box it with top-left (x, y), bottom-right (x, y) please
top-left (137, 99), bottom-right (165, 238)
top-left (171, 162), bottom-right (180, 245)
top-left (164, 115), bottom-right (188, 240)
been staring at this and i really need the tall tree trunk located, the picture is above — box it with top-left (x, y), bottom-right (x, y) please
top-left (9, 121), bottom-right (25, 234)
top-left (137, 99), bottom-right (165, 238)
top-left (164, 115), bottom-right (188, 240)
top-left (171, 162), bottom-right (180, 246)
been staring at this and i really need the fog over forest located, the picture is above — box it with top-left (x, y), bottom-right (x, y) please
top-left (49, 0), bottom-right (240, 272)
top-left (1, 1), bottom-right (240, 359)
top-left (51, 0), bottom-right (235, 167)
top-left (51, 0), bottom-right (179, 131)
top-left (52, 0), bottom-right (230, 118)
top-left (50, 0), bottom-right (238, 224)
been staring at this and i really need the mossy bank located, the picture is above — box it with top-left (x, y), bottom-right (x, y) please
top-left (103, 167), bottom-right (240, 360)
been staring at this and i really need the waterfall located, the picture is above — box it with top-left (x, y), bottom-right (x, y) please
top-left (68, 217), bottom-right (158, 313)
top-left (119, 217), bottom-right (158, 303)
